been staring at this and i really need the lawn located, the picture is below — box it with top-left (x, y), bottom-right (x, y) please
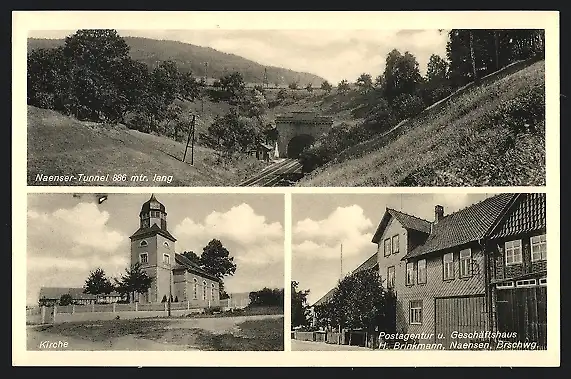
top-left (28, 315), bottom-right (284, 351)
top-left (26, 105), bottom-right (267, 187)
top-left (299, 60), bottom-right (546, 187)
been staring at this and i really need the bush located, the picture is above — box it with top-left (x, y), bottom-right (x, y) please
top-left (489, 86), bottom-right (545, 136)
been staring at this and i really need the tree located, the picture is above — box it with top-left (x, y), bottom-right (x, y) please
top-left (291, 281), bottom-right (311, 328)
top-left (114, 263), bottom-right (153, 303)
top-left (320, 80), bottom-right (333, 93)
top-left (356, 73), bottom-right (374, 93)
top-left (305, 83), bottom-right (314, 93)
top-left (382, 49), bottom-right (423, 102)
top-left (426, 54), bottom-right (448, 83)
top-left (83, 268), bottom-right (115, 302)
top-left (218, 72), bottom-right (246, 106)
top-left (288, 82), bottom-right (299, 90)
top-left (337, 79), bottom-right (350, 94)
top-left (206, 110), bottom-right (258, 158)
top-left (181, 250), bottom-right (201, 266)
top-left (59, 294), bottom-right (73, 306)
top-left (200, 239), bottom-right (237, 281)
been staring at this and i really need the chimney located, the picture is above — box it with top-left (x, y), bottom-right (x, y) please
top-left (434, 205), bottom-right (444, 224)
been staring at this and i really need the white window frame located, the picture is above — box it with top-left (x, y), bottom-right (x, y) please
top-left (505, 239), bottom-right (523, 265)
top-left (139, 240), bottom-right (148, 247)
top-left (163, 253), bottom-right (170, 265)
top-left (406, 262), bottom-right (414, 286)
top-left (392, 235), bottom-right (399, 254)
top-left (139, 253), bottom-right (148, 264)
top-left (202, 281), bottom-right (207, 300)
top-left (516, 279), bottom-right (537, 288)
top-left (193, 278), bottom-right (198, 300)
top-left (387, 266), bottom-right (395, 289)
top-left (443, 253), bottom-right (454, 280)
top-left (459, 248), bottom-right (472, 278)
top-left (384, 238), bottom-right (391, 257)
top-left (417, 259), bottom-right (427, 284)
top-left (531, 234), bottom-right (547, 262)
top-left (539, 277), bottom-right (547, 286)
top-left (497, 281), bottom-right (515, 289)
top-left (409, 300), bottom-right (422, 325)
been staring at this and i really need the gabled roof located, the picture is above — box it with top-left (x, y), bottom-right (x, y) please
top-left (403, 194), bottom-right (517, 260)
top-left (129, 223), bottom-right (177, 242)
top-left (372, 208), bottom-right (432, 243)
top-left (174, 253), bottom-right (220, 282)
top-left (39, 287), bottom-right (121, 300)
top-left (488, 193), bottom-right (546, 239)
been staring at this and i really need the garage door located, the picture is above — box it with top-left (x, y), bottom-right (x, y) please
top-left (435, 295), bottom-right (487, 349)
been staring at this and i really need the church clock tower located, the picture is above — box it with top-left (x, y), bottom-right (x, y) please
top-left (129, 194), bottom-right (177, 303)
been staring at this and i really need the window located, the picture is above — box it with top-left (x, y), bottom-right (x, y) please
top-left (139, 240), bottom-right (148, 247)
top-left (443, 253), bottom-right (454, 280)
top-left (516, 279), bottom-right (537, 288)
top-left (406, 262), bottom-right (414, 285)
top-left (539, 278), bottom-right (547, 286)
top-left (211, 283), bottom-right (215, 300)
top-left (163, 241), bottom-right (170, 248)
top-left (459, 249), bottom-right (472, 277)
top-left (417, 259), bottom-right (427, 284)
top-left (140, 253), bottom-right (148, 264)
top-left (384, 238), bottom-right (391, 257)
top-left (387, 266), bottom-right (395, 289)
top-left (497, 281), bottom-right (514, 289)
top-left (531, 234), bottom-right (547, 262)
top-left (202, 281), bottom-right (207, 300)
top-left (392, 235), bottom-right (399, 254)
top-left (505, 240), bottom-right (522, 265)
top-left (193, 278), bottom-right (198, 299)
top-left (163, 254), bottom-right (170, 265)
top-left (409, 300), bottom-right (422, 325)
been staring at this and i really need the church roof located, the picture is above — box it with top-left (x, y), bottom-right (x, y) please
top-left (140, 194), bottom-right (166, 215)
top-left (174, 253), bottom-right (220, 282)
top-left (129, 223), bottom-right (177, 242)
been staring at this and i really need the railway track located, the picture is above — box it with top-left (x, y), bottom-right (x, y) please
top-left (239, 158), bottom-right (303, 187)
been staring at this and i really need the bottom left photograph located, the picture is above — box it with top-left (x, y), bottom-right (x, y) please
top-left (25, 192), bottom-right (285, 351)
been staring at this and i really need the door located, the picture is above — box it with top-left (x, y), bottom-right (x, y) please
top-left (435, 295), bottom-right (487, 349)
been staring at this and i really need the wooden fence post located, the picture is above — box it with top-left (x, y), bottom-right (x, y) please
top-left (135, 302), bottom-right (138, 312)
top-left (187, 300), bottom-right (190, 310)
top-left (113, 303), bottom-right (116, 313)
top-left (72, 304), bottom-right (75, 314)
top-left (92, 303), bottom-right (95, 313)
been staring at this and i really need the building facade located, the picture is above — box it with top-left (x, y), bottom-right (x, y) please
top-left (129, 195), bottom-right (221, 306)
top-left (313, 193), bottom-right (547, 348)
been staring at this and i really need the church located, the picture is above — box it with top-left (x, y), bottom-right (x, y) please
top-left (129, 194), bottom-right (221, 306)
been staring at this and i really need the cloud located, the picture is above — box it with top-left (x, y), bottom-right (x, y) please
top-left (293, 205), bottom-right (374, 260)
top-left (173, 203), bottom-right (284, 265)
top-left (26, 203), bottom-right (129, 304)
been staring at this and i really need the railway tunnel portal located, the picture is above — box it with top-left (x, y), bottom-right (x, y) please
top-left (275, 111), bottom-right (334, 158)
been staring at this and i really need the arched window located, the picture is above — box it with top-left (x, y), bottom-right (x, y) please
top-left (163, 241), bottom-right (169, 248)
top-left (139, 240), bottom-right (148, 247)
top-left (193, 278), bottom-right (198, 300)
top-left (202, 281), bottom-right (207, 300)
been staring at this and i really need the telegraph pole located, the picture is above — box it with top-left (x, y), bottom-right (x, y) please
top-left (183, 114), bottom-right (196, 165)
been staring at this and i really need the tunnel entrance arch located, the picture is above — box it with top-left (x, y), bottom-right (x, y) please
top-left (287, 134), bottom-right (315, 158)
top-left (275, 112), bottom-right (334, 159)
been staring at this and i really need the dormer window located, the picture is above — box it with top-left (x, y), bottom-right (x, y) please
top-left (139, 240), bottom-right (148, 247)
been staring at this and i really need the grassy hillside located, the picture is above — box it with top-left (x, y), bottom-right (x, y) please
top-left (27, 37), bottom-right (326, 87)
top-left (299, 60), bottom-right (546, 187)
top-left (27, 106), bottom-right (266, 186)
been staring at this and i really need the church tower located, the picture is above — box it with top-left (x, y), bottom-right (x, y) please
top-left (129, 194), bottom-right (177, 303)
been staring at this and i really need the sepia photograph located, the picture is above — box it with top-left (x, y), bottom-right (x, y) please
top-left (26, 27), bottom-right (545, 187)
top-left (291, 193), bottom-right (547, 351)
top-left (25, 193), bottom-right (285, 351)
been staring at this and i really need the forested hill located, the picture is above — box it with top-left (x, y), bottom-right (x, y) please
top-left (27, 37), bottom-right (326, 86)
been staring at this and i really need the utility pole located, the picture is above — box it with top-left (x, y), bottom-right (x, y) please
top-left (168, 264), bottom-right (172, 317)
top-left (183, 114), bottom-right (196, 165)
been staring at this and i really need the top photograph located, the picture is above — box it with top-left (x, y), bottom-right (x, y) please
top-left (26, 27), bottom-right (547, 187)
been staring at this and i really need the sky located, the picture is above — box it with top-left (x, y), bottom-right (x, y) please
top-left (26, 193), bottom-right (284, 305)
top-left (291, 193), bottom-right (502, 305)
top-left (28, 29), bottom-right (449, 84)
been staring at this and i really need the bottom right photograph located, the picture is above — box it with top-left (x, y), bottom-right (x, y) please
top-left (291, 192), bottom-right (548, 351)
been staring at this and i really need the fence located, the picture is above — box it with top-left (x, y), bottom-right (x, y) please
top-left (27, 301), bottom-right (208, 325)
